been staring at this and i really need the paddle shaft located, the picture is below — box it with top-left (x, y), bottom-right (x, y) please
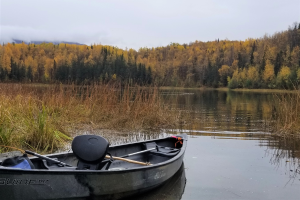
top-left (102, 147), bottom-right (156, 166)
top-left (25, 150), bottom-right (72, 167)
top-left (120, 147), bottom-right (156, 158)
top-left (105, 155), bottom-right (152, 166)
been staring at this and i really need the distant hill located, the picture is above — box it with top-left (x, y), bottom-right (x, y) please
top-left (12, 39), bottom-right (84, 45)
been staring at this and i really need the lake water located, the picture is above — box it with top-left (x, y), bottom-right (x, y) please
top-left (131, 89), bottom-right (300, 200)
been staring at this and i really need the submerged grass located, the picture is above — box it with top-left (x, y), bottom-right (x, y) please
top-left (270, 90), bottom-right (300, 138)
top-left (0, 83), bottom-right (186, 153)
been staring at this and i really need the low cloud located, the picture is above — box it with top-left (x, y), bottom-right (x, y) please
top-left (0, 25), bottom-right (123, 47)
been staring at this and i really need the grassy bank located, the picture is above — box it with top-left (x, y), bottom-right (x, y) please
top-left (270, 90), bottom-right (300, 138)
top-left (0, 83), bottom-right (186, 153)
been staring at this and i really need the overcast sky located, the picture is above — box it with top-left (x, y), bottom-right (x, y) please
top-left (0, 0), bottom-right (299, 49)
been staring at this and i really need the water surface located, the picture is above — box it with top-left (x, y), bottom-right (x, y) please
top-left (91, 89), bottom-right (300, 199)
top-left (181, 134), bottom-right (300, 200)
top-left (137, 89), bottom-right (300, 200)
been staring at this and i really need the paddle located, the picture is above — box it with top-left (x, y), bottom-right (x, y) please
top-left (103, 145), bottom-right (178, 166)
top-left (105, 145), bottom-right (177, 161)
top-left (118, 148), bottom-right (156, 158)
top-left (105, 155), bottom-right (152, 166)
top-left (25, 150), bottom-right (73, 167)
top-left (103, 148), bottom-right (157, 166)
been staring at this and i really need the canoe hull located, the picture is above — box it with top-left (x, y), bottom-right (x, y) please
top-left (0, 135), bottom-right (186, 200)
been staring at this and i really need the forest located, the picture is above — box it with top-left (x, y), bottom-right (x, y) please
top-left (0, 22), bottom-right (299, 88)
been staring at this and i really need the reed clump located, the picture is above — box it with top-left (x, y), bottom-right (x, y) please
top-left (270, 90), bottom-right (300, 138)
top-left (0, 83), bottom-right (184, 153)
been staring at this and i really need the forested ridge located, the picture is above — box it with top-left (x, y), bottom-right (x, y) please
top-left (1, 22), bottom-right (300, 88)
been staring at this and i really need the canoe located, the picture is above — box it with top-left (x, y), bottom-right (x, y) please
top-left (129, 162), bottom-right (186, 200)
top-left (0, 134), bottom-right (187, 200)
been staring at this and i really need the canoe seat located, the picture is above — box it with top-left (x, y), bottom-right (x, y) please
top-left (144, 142), bottom-right (180, 157)
top-left (72, 135), bottom-right (109, 170)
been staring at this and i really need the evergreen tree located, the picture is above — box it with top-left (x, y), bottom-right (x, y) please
top-left (146, 67), bottom-right (152, 85)
top-left (0, 66), bottom-right (6, 80)
top-left (137, 63), bottom-right (142, 84)
top-left (274, 51), bottom-right (283, 76)
top-left (250, 42), bottom-right (256, 65)
top-left (51, 60), bottom-right (57, 82)
top-left (37, 65), bottom-right (45, 82)
top-left (260, 50), bottom-right (266, 73)
top-left (20, 65), bottom-right (26, 81)
top-left (10, 57), bottom-right (17, 80)
top-left (27, 66), bottom-right (33, 82)
top-left (237, 52), bottom-right (243, 68)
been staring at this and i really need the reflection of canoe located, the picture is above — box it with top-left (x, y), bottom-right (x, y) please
top-left (0, 134), bottom-right (187, 200)
top-left (126, 163), bottom-right (186, 200)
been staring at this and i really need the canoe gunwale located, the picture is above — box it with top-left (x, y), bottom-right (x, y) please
top-left (0, 134), bottom-right (187, 174)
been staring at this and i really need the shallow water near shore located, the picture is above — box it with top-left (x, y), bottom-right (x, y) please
top-left (182, 134), bottom-right (300, 200)
top-left (129, 132), bottom-right (300, 200)
top-left (76, 89), bottom-right (300, 199)
top-left (131, 89), bottom-right (300, 200)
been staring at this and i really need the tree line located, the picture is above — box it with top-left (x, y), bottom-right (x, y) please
top-left (0, 22), bottom-right (299, 88)
top-left (0, 45), bottom-right (152, 85)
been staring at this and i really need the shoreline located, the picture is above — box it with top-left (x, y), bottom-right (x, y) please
top-left (159, 86), bottom-right (299, 93)
top-left (1, 83), bottom-right (298, 94)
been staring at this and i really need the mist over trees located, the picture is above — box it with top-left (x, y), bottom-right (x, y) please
top-left (0, 22), bottom-right (299, 88)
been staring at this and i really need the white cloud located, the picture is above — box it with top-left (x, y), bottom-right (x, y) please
top-left (0, 0), bottom-right (299, 49)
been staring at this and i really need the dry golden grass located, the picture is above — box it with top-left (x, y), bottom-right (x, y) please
top-left (271, 90), bottom-right (300, 138)
top-left (0, 83), bottom-right (184, 153)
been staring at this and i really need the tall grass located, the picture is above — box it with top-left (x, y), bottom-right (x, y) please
top-left (271, 90), bottom-right (300, 138)
top-left (0, 83), bottom-right (184, 153)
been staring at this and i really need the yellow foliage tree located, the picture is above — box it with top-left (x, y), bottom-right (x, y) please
top-left (247, 66), bottom-right (259, 83)
top-left (291, 46), bottom-right (300, 69)
top-left (297, 68), bottom-right (300, 81)
top-left (25, 56), bottom-right (38, 74)
top-left (2, 45), bottom-right (13, 71)
top-left (231, 60), bottom-right (238, 71)
top-left (263, 60), bottom-right (275, 84)
top-left (218, 65), bottom-right (232, 86)
top-left (277, 66), bottom-right (291, 86)
top-left (239, 68), bottom-right (247, 85)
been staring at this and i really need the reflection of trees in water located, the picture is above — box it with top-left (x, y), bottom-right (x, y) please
top-left (160, 89), bottom-right (275, 132)
top-left (260, 138), bottom-right (300, 181)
